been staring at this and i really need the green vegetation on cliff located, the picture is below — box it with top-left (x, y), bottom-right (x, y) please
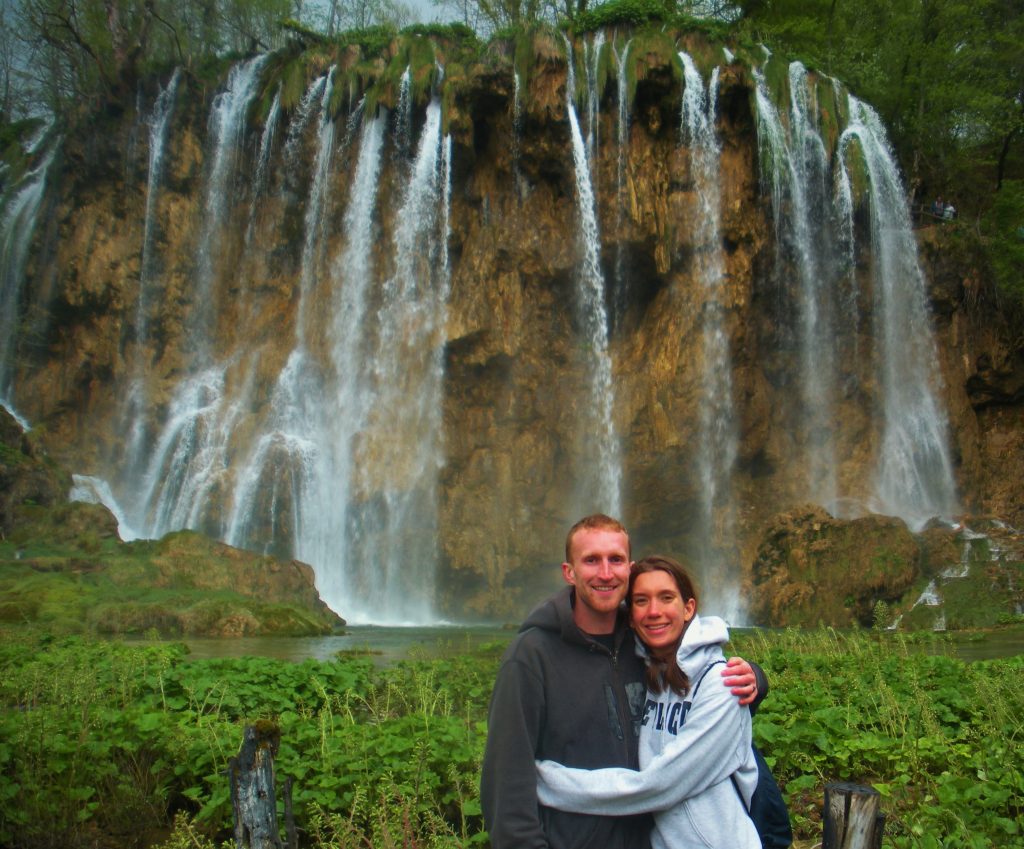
top-left (0, 627), bottom-right (1020, 848)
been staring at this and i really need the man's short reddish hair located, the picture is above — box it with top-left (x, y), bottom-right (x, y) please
top-left (564, 514), bottom-right (630, 562)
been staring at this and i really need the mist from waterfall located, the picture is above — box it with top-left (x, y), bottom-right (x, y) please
top-left (679, 52), bottom-right (740, 621)
top-left (565, 36), bottom-right (622, 518)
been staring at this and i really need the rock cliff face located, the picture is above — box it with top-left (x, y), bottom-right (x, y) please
top-left (3, 27), bottom-right (1021, 624)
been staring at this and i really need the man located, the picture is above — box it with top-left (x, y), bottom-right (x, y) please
top-left (480, 514), bottom-right (766, 849)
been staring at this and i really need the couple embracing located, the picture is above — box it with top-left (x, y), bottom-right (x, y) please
top-left (480, 514), bottom-right (770, 849)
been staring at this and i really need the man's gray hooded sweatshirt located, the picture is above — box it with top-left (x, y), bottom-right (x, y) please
top-left (480, 587), bottom-right (653, 849)
top-left (535, 613), bottom-right (761, 849)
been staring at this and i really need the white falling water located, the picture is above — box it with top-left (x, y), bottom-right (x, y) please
top-left (224, 71), bottom-right (340, 562)
top-left (123, 68), bottom-right (182, 477)
top-left (679, 52), bottom-right (740, 620)
top-left (139, 67), bottom-right (181, 329)
top-left (0, 144), bottom-right (57, 412)
top-left (346, 97), bottom-right (450, 623)
top-left (122, 59), bottom-right (266, 536)
top-left (308, 112), bottom-right (387, 612)
top-left (565, 37), bottom-right (621, 517)
top-left (247, 84), bottom-right (281, 243)
top-left (284, 75), bottom-right (328, 170)
top-left (70, 474), bottom-right (141, 541)
top-left (584, 32), bottom-right (606, 163)
top-left (394, 66), bottom-right (413, 161)
top-left (611, 38), bottom-right (632, 331)
top-left (127, 363), bottom-right (246, 536)
top-left (193, 54), bottom-right (267, 354)
top-left (841, 97), bottom-right (958, 528)
top-left (787, 62), bottom-right (839, 507)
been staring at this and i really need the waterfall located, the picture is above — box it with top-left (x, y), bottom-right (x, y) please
top-left (126, 363), bottom-right (246, 537)
top-left (679, 52), bottom-right (740, 620)
top-left (284, 74), bottom-right (328, 171)
top-left (0, 145), bottom-right (57, 412)
top-left (224, 69), bottom-right (340, 563)
top-left (304, 112), bottom-right (388, 612)
top-left (394, 66), bottom-right (412, 161)
top-left (122, 68), bottom-right (182, 477)
top-left (565, 36), bottom-right (622, 517)
top-left (512, 70), bottom-right (523, 194)
top-left (787, 62), bottom-right (840, 508)
top-left (345, 97), bottom-right (450, 623)
top-left (611, 38), bottom-right (632, 331)
top-left (841, 97), bottom-right (958, 528)
top-left (70, 475), bottom-right (141, 541)
top-left (247, 84), bottom-right (281, 244)
top-left (139, 68), bottom-right (181, 332)
top-left (193, 54), bottom-right (267, 356)
top-left (584, 32), bottom-right (606, 163)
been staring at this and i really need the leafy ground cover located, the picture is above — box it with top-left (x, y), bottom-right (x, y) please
top-left (0, 626), bottom-right (1020, 848)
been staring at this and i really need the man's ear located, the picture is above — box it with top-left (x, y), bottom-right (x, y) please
top-left (561, 561), bottom-right (575, 585)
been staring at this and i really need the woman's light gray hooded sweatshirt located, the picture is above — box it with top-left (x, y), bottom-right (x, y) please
top-left (536, 614), bottom-right (761, 849)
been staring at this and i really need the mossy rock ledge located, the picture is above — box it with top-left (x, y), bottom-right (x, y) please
top-left (749, 505), bottom-right (1024, 630)
top-left (0, 409), bottom-right (346, 637)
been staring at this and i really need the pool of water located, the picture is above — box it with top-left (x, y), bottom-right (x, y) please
top-left (177, 624), bottom-right (516, 664)
top-left (167, 624), bottom-right (1024, 665)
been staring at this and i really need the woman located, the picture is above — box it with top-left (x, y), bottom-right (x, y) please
top-left (535, 555), bottom-right (760, 849)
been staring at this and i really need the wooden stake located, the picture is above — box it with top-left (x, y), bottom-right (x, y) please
top-left (823, 782), bottom-right (884, 849)
top-left (228, 723), bottom-right (284, 849)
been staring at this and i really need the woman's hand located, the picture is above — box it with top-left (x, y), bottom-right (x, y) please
top-left (722, 656), bottom-right (757, 705)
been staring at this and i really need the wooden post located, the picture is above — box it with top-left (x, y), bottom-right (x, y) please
top-left (823, 782), bottom-right (885, 849)
top-left (228, 722), bottom-right (284, 849)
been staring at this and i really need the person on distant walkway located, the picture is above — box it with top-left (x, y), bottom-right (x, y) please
top-left (535, 555), bottom-right (760, 849)
top-left (480, 515), bottom-right (767, 849)
top-left (932, 196), bottom-right (944, 218)
top-left (944, 201), bottom-right (957, 220)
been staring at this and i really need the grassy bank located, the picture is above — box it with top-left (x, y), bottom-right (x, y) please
top-left (0, 626), bottom-right (1021, 848)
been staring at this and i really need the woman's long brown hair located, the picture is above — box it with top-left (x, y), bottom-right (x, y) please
top-left (629, 555), bottom-right (699, 696)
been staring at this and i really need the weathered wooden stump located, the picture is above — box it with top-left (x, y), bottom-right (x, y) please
top-left (823, 782), bottom-right (885, 849)
top-left (228, 722), bottom-right (285, 849)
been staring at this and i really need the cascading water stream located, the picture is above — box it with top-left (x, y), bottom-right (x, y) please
top-left (787, 62), bottom-right (840, 507)
top-left (840, 97), bottom-right (958, 528)
top-left (122, 68), bottom-right (182, 477)
top-left (224, 70), bottom-right (341, 564)
top-left (611, 38), bottom-right (631, 331)
top-left (678, 52), bottom-right (740, 620)
top-left (0, 144), bottom-right (57, 415)
top-left (122, 58), bottom-right (266, 536)
top-left (192, 55), bottom-right (267, 357)
top-left (346, 97), bottom-right (450, 623)
top-left (564, 36), bottom-right (622, 516)
top-left (247, 84), bottom-right (281, 244)
top-left (584, 32), bottom-right (606, 164)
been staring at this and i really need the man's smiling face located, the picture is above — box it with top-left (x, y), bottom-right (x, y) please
top-left (562, 527), bottom-right (632, 634)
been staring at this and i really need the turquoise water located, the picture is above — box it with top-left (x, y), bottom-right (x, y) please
top-left (170, 624), bottom-right (1024, 665)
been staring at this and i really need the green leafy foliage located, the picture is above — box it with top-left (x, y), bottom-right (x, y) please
top-left (1, 626), bottom-right (1022, 848)
top-left (981, 180), bottom-right (1024, 304)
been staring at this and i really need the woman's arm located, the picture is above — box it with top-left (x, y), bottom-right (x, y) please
top-left (535, 672), bottom-right (751, 816)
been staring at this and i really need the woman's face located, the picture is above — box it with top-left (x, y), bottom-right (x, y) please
top-left (630, 569), bottom-right (696, 651)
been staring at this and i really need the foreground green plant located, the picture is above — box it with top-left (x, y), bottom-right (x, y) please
top-left (0, 626), bottom-right (1021, 848)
